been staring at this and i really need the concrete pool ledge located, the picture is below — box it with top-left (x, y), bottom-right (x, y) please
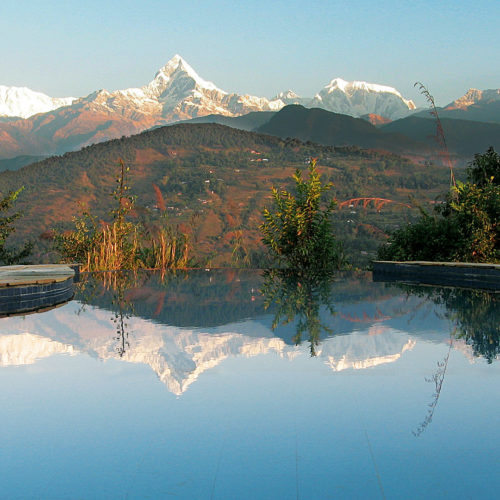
top-left (0, 264), bottom-right (78, 286)
top-left (372, 260), bottom-right (500, 291)
top-left (0, 264), bottom-right (79, 316)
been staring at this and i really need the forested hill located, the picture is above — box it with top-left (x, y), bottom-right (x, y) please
top-left (0, 122), bottom-right (453, 266)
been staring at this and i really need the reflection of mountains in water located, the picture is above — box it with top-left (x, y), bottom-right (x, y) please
top-left (75, 270), bottom-right (445, 337)
top-left (0, 271), bottom-right (463, 395)
top-left (0, 305), bottom-right (418, 395)
top-left (76, 270), bottom-right (265, 328)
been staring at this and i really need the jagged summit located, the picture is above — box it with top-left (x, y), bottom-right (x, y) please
top-left (145, 54), bottom-right (225, 98)
top-left (275, 89), bottom-right (300, 100)
top-left (446, 87), bottom-right (500, 109)
top-left (273, 89), bottom-right (310, 106)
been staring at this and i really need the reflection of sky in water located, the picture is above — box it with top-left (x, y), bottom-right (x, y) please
top-left (0, 272), bottom-right (499, 499)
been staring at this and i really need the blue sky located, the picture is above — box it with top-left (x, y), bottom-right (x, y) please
top-left (1, 0), bottom-right (499, 106)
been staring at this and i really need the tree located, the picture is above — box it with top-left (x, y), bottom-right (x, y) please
top-left (0, 187), bottom-right (32, 265)
top-left (378, 147), bottom-right (500, 263)
top-left (467, 146), bottom-right (500, 187)
top-left (260, 159), bottom-right (345, 273)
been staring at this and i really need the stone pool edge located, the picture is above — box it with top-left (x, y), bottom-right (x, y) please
top-left (372, 260), bottom-right (500, 291)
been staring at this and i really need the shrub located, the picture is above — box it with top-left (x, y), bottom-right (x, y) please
top-left (378, 147), bottom-right (500, 263)
top-left (0, 187), bottom-right (32, 265)
top-left (260, 159), bottom-right (345, 273)
top-left (56, 160), bottom-right (190, 271)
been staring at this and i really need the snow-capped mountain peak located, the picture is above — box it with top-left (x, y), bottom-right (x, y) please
top-left (311, 77), bottom-right (416, 119)
top-left (446, 88), bottom-right (500, 109)
top-left (0, 85), bottom-right (76, 118)
top-left (276, 89), bottom-right (300, 100)
top-left (273, 89), bottom-right (310, 107)
top-left (145, 54), bottom-right (226, 99)
top-left (325, 77), bottom-right (404, 96)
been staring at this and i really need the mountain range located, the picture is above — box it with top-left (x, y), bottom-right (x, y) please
top-left (0, 55), bottom-right (423, 159)
top-left (0, 55), bottom-right (497, 161)
top-left (0, 55), bottom-right (417, 122)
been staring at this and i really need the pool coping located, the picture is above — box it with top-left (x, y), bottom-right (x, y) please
top-left (0, 264), bottom-right (80, 316)
top-left (0, 264), bottom-right (79, 286)
top-left (372, 260), bottom-right (500, 291)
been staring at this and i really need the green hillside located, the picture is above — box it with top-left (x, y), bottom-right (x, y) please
top-left (0, 122), bottom-right (454, 267)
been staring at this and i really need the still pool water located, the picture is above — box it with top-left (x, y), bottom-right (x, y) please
top-left (1, 270), bottom-right (499, 499)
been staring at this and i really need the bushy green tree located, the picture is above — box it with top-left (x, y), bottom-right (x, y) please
top-left (467, 146), bottom-right (500, 187)
top-left (260, 159), bottom-right (345, 273)
top-left (0, 187), bottom-right (32, 265)
top-left (378, 147), bottom-right (499, 263)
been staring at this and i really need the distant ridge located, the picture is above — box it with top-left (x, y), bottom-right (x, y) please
top-left (0, 155), bottom-right (47, 172)
top-left (174, 111), bottom-right (276, 131)
top-left (256, 105), bottom-right (423, 153)
top-left (380, 115), bottom-right (500, 157)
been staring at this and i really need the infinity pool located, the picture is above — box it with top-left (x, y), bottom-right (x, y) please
top-left (1, 270), bottom-right (499, 499)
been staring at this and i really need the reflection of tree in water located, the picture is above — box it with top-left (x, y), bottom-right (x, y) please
top-left (401, 285), bottom-right (500, 363)
top-left (413, 330), bottom-right (454, 437)
top-left (75, 271), bottom-right (139, 357)
top-left (448, 289), bottom-right (499, 363)
top-left (110, 274), bottom-right (134, 357)
top-left (261, 269), bottom-right (337, 356)
top-left (402, 285), bottom-right (499, 436)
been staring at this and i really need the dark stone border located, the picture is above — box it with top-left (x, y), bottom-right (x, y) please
top-left (0, 277), bottom-right (74, 316)
top-left (372, 261), bottom-right (500, 291)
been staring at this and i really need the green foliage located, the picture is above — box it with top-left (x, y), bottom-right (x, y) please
top-left (467, 146), bottom-right (500, 187)
top-left (54, 209), bottom-right (100, 266)
top-left (136, 217), bottom-right (190, 270)
top-left (0, 122), bottom-right (452, 268)
top-left (56, 160), bottom-right (140, 270)
top-left (0, 187), bottom-right (32, 265)
top-left (379, 147), bottom-right (500, 263)
top-left (260, 159), bottom-right (345, 272)
top-left (56, 160), bottom-right (190, 271)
